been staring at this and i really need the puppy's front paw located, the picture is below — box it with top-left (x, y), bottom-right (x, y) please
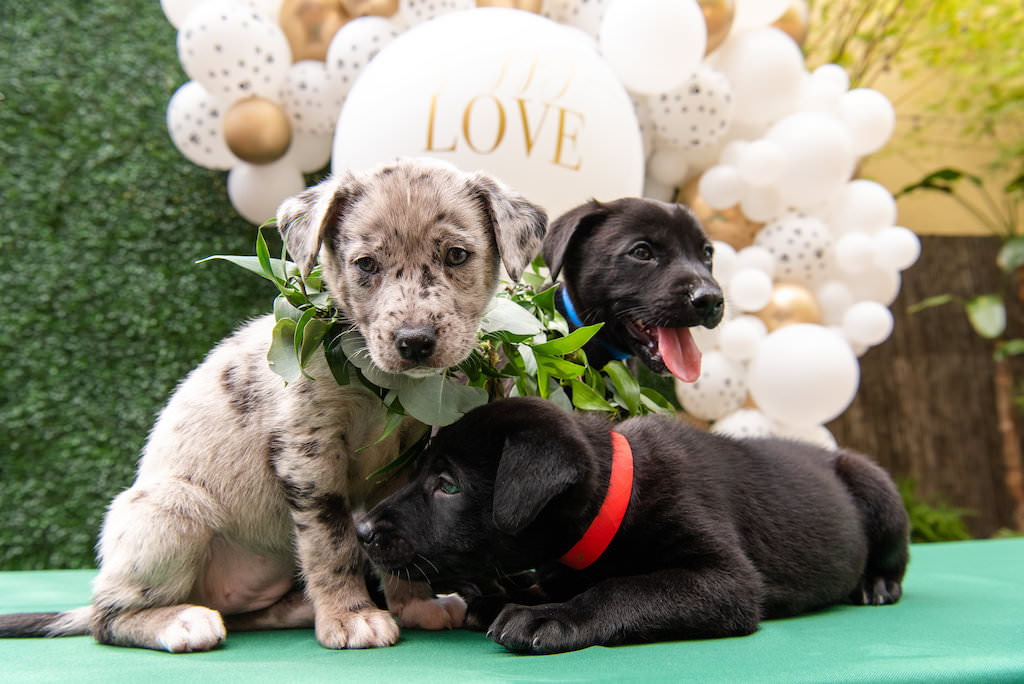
top-left (487, 604), bottom-right (588, 654)
top-left (156, 606), bottom-right (226, 653)
top-left (394, 594), bottom-right (467, 631)
top-left (851, 576), bottom-right (903, 606)
top-left (315, 606), bottom-right (399, 649)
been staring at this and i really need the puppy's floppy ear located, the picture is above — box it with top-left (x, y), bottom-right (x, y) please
top-left (542, 199), bottom-right (610, 280)
top-left (492, 430), bottom-right (584, 535)
top-left (468, 173), bottom-right (548, 282)
top-left (276, 172), bottom-right (363, 278)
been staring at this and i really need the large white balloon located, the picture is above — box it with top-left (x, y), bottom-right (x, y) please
top-left (712, 27), bottom-right (805, 126)
top-left (828, 179), bottom-right (897, 235)
top-left (599, 0), bottom-right (707, 95)
top-left (227, 159), bottom-right (305, 224)
top-left (166, 81), bottom-right (239, 170)
top-left (334, 8), bottom-right (644, 218)
top-left (748, 324), bottom-right (860, 427)
top-left (766, 111), bottom-right (855, 208)
top-left (840, 88), bottom-right (896, 156)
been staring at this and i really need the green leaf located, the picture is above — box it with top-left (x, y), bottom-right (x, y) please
top-left (530, 323), bottom-right (603, 356)
top-left (996, 339), bottom-right (1024, 360)
top-left (965, 295), bottom-right (1006, 338)
top-left (603, 360), bottom-right (640, 415)
top-left (480, 296), bottom-right (545, 336)
top-left (908, 294), bottom-right (956, 314)
top-left (267, 318), bottom-right (301, 383)
top-left (299, 318), bottom-right (331, 368)
top-left (398, 375), bottom-right (488, 426)
top-left (198, 254), bottom-right (298, 284)
top-left (639, 388), bottom-right (675, 414)
top-left (256, 227), bottom-right (283, 287)
top-left (997, 237), bottom-right (1024, 273)
top-left (273, 295), bottom-right (303, 322)
top-left (569, 379), bottom-right (615, 412)
top-left (324, 332), bottom-right (351, 386)
top-left (536, 355), bottom-right (587, 379)
top-left (360, 407), bottom-right (406, 453)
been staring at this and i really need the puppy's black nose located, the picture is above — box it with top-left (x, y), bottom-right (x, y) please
top-left (691, 288), bottom-right (725, 327)
top-left (395, 327), bottom-right (437, 362)
top-left (355, 519), bottom-right (375, 546)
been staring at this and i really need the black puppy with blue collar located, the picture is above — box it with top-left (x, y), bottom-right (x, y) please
top-left (544, 197), bottom-right (725, 383)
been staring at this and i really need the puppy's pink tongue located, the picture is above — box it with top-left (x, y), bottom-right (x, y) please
top-left (656, 327), bottom-right (702, 383)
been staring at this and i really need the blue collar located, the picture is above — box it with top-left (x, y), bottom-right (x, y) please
top-left (558, 286), bottom-right (631, 361)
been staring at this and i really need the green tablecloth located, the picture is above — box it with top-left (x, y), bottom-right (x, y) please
top-left (1, 538), bottom-right (1022, 683)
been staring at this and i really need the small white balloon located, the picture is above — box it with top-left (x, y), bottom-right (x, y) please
top-left (719, 139), bottom-right (748, 166)
top-left (711, 27), bottom-right (805, 126)
top-left (834, 232), bottom-right (875, 274)
top-left (711, 240), bottom-right (739, 283)
top-left (395, 0), bottom-right (475, 28)
top-left (766, 111), bottom-right (855, 208)
top-left (772, 421), bottom-right (838, 449)
top-left (874, 226), bottom-right (922, 271)
top-left (828, 179), bottom-right (897, 235)
top-left (736, 139), bottom-right (785, 186)
top-left (544, 0), bottom-right (611, 38)
top-left (840, 88), bottom-right (896, 156)
top-left (812, 63), bottom-right (850, 93)
top-left (675, 351), bottom-right (748, 421)
top-left (649, 68), bottom-right (734, 150)
top-left (732, 0), bottom-right (790, 30)
top-left (712, 408), bottom-right (776, 439)
top-left (739, 184), bottom-right (784, 222)
top-left (160, 0), bottom-right (204, 28)
top-left (736, 245), bottom-right (775, 277)
top-left (643, 176), bottom-right (677, 202)
top-left (325, 16), bottom-right (401, 99)
top-left (281, 61), bottom-right (345, 137)
top-left (599, 0), bottom-right (707, 95)
top-left (632, 95), bottom-right (657, 160)
top-left (177, 2), bottom-right (292, 102)
top-left (815, 280), bottom-right (855, 326)
top-left (284, 130), bottom-right (334, 173)
top-left (698, 165), bottom-right (746, 209)
top-left (728, 268), bottom-right (774, 312)
top-left (748, 324), bottom-right (860, 427)
top-left (647, 146), bottom-right (690, 186)
top-left (691, 323), bottom-right (723, 352)
top-left (166, 80), bottom-right (239, 170)
top-left (227, 159), bottom-right (305, 224)
top-left (718, 315), bottom-right (767, 362)
top-left (844, 263), bottom-right (902, 307)
top-left (842, 300), bottom-right (895, 347)
top-left (754, 213), bottom-right (833, 287)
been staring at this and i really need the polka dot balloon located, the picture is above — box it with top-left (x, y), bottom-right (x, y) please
top-left (674, 350), bottom-right (748, 422)
top-left (649, 68), bottom-right (733, 149)
top-left (166, 80), bottom-right (238, 170)
top-left (395, 0), bottom-right (475, 28)
top-left (325, 16), bottom-right (401, 99)
top-left (753, 212), bottom-right (833, 287)
top-left (281, 60), bottom-right (345, 137)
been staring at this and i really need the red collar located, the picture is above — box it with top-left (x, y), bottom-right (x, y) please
top-left (558, 431), bottom-right (634, 570)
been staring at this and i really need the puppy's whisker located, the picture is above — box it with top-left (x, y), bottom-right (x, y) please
top-left (416, 554), bottom-right (439, 575)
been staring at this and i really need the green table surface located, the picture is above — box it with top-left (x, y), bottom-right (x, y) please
top-left (0, 538), bottom-right (1022, 683)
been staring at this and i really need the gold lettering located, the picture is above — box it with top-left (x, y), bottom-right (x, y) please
top-left (425, 92), bottom-right (456, 152)
top-left (516, 98), bottom-right (551, 157)
top-left (462, 94), bottom-right (507, 155)
top-left (552, 107), bottom-right (584, 170)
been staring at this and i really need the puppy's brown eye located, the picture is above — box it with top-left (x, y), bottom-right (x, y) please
top-left (354, 256), bottom-right (379, 274)
top-left (438, 475), bottom-right (461, 495)
top-left (446, 247), bottom-right (469, 266)
top-left (629, 243), bottom-right (653, 261)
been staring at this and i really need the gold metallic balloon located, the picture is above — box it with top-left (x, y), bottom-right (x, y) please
top-left (699, 0), bottom-right (735, 55)
top-left (754, 283), bottom-right (822, 332)
top-left (279, 0), bottom-right (349, 63)
top-left (475, 0), bottom-right (544, 11)
top-left (223, 96), bottom-right (293, 165)
top-left (340, 0), bottom-right (399, 17)
top-left (677, 179), bottom-right (762, 250)
top-left (772, 0), bottom-right (809, 47)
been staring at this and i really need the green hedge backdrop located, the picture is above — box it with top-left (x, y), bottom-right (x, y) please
top-left (0, 2), bottom-right (303, 569)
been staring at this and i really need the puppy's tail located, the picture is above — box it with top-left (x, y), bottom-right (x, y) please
top-left (0, 606), bottom-right (92, 638)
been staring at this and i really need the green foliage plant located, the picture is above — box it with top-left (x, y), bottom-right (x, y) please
top-left (899, 478), bottom-right (974, 543)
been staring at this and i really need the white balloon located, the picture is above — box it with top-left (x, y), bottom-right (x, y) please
top-left (643, 176), bottom-right (676, 202)
top-left (544, 0), bottom-right (610, 38)
top-left (712, 27), bottom-right (805, 126)
top-left (754, 213), bottom-right (833, 287)
top-left (333, 8), bottom-right (644, 218)
top-left (395, 0), bottom-right (475, 29)
top-left (166, 80), bottom-right (239, 170)
top-left (766, 111), bottom-right (855, 208)
top-left (711, 240), bottom-right (738, 283)
top-left (675, 351), bottom-right (748, 421)
top-left (712, 408), bottom-right (776, 439)
top-left (177, 1), bottom-right (292, 102)
top-left (828, 179), bottom-right (897, 235)
top-left (718, 315), bottom-right (767, 362)
top-left (284, 130), bottom-right (334, 173)
top-left (719, 139), bottom-right (748, 166)
top-left (874, 226), bottom-right (922, 271)
top-left (647, 146), bottom-right (690, 186)
top-left (325, 16), bottom-right (401, 99)
top-left (748, 324), bottom-right (860, 427)
top-left (227, 159), bottom-right (305, 224)
top-left (840, 88), bottom-right (896, 156)
top-left (736, 245), bottom-right (775, 277)
top-left (728, 268), bottom-right (773, 312)
top-left (844, 263), bottom-right (902, 307)
top-left (691, 323), bottom-right (723, 352)
top-left (834, 232), bottom-right (875, 274)
top-left (632, 95), bottom-right (657, 160)
top-left (842, 301), bottom-right (894, 347)
top-left (815, 280), bottom-right (855, 326)
top-left (736, 139), bottom-right (785, 186)
top-left (739, 184), bottom-right (784, 222)
top-left (599, 0), bottom-right (707, 95)
top-left (160, 0), bottom-right (204, 28)
top-left (281, 61), bottom-right (346, 137)
top-left (812, 63), bottom-right (850, 93)
top-left (772, 421), bottom-right (838, 449)
top-left (732, 0), bottom-right (790, 30)
top-left (649, 68), bottom-right (734, 149)
top-left (698, 165), bottom-right (745, 209)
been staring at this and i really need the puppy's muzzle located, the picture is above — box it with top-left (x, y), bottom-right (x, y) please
top-left (357, 518), bottom-right (412, 570)
top-left (394, 326), bottom-right (437, 363)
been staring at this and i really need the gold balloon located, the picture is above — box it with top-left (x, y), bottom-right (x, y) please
top-left (279, 0), bottom-right (349, 63)
top-left (223, 97), bottom-right (293, 165)
top-left (772, 0), bottom-right (809, 47)
top-left (754, 283), bottom-right (822, 332)
top-left (475, 0), bottom-right (544, 11)
top-left (699, 0), bottom-right (735, 55)
top-left (340, 0), bottom-right (399, 17)
top-left (676, 178), bottom-right (762, 250)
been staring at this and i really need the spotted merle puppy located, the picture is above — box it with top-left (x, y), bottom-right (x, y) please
top-left (359, 397), bottom-right (910, 654)
top-left (543, 198), bottom-right (724, 382)
top-left (0, 159), bottom-right (546, 652)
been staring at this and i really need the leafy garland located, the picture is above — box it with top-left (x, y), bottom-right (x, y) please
top-left (200, 227), bottom-right (674, 458)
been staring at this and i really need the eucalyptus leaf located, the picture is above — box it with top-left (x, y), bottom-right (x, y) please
top-left (569, 379), bottom-right (615, 412)
top-left (299, 318), bottom-right (331, 368)
top-left (267, 318), bottom-right (301, 383)
top-left (324, 332), bottom-right (352, 386)
top-left (480, 296), bottom-right (545, 336)
top-left (398, 375), bottom-right (488, 426)
top-left (548, 384), bottom-right (574, 413)
top-left (273, 295), bottom-right (303, 322)
top-left (964, 295), bottom-right (1006, 339)
top-left (996, 237), bottom-right (1024, 274)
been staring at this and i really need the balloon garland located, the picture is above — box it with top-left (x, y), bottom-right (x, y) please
top-left (161, 0), bottom-right (921, 441)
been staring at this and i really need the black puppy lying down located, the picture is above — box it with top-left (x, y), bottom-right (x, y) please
top-left (359, 397), bottom-right (909, 654)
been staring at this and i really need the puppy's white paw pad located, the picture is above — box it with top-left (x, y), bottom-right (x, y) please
top-left (157, 606), bottom-right (226, 653)
top-left (396, 594), bottom-right (467, 630)
top-left (316, 607), bottom-right (399, 649)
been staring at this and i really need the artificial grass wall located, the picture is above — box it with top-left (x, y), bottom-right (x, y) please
top-left (0, 2), bottom-right (301, 569)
